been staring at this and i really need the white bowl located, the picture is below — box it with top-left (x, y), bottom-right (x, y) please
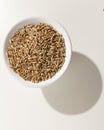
top-left (4, 17), bottom-right (72, 87)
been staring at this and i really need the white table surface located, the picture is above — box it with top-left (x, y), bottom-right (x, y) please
top-left (0, 0), bottom-right (104, 130)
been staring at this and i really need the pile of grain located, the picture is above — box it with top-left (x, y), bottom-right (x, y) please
top-left (6, 23), bottom-right (66, 83)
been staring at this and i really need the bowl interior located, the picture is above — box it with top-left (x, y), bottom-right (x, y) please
top-left (4, 17), bottom-right (72, 87)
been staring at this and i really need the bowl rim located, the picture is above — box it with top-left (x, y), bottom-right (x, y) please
top-left (3, 17), bottom-right (72, 88)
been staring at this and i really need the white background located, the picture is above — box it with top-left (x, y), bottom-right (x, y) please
top-left (0, 0), bottom-right (104, 130)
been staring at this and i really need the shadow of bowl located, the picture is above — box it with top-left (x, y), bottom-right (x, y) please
top-left (42, 52), bottom-right (103, 115)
